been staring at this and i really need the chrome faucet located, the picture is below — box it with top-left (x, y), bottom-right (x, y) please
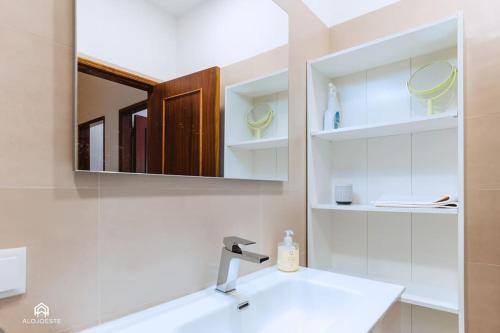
top-left (216, 236), bottom-right (269, 293)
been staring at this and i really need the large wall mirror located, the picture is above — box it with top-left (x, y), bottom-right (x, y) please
top-left (75, 0), bottom-right (289, 181)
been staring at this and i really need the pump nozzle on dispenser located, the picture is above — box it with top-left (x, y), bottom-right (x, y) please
top-left (284, 230), bottom-right (294, 246)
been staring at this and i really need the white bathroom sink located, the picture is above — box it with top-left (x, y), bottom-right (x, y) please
top-left (81, 267), bottom-right (404, 333)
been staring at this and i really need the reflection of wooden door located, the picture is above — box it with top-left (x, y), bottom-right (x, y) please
top-left (78, 117), bottom-right (105, 171)
top-left (119, 113), bottom-right (133, 172)
top-left (78, 125), bottom-right (90, 170)
top-left (119, 100), bottom-right (148, 173)
top-left (163, 90), bottom-right (201, 175)
top-left (148, 67), bottom-right (220, 176)
top-left (134, 115), bottom-right (147, 173)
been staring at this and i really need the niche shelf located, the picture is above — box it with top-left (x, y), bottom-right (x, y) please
top-left (401, 282), bottom-right (459, 314)
top-left (226, 136), bottom-right (288, 150)
top-left (307, 16), bottom-right (464, 332)
top-left (312, 111), bottom-right (458, 142)
top-left (310, 257), bottom-right (459, 314)
top-left (224, 69), bottom-right (289, 180)
top-left (312, 203), bottom-right (458, 215)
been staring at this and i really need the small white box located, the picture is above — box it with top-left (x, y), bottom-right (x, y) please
top-left (0, 247), bottom-right (26, 299)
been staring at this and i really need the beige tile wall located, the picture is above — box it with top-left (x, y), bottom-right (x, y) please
top-left (325, 0), bottom-right (500, 331)
top-left (3, 0), bottom-right (498, 332)
top-left (0, 0), bottom-right (329, 332)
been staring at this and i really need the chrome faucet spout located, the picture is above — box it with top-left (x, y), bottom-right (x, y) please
top-left (216, 236), bottom-right (269, 293)
top-left (238, 250), bottom-right (269, 264)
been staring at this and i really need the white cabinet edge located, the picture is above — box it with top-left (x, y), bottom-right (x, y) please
top-left (0, 247), bottom-right (27, 299)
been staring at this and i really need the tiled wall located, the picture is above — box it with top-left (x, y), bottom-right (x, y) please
top-left (325, 0), bottom-right (500, 331)
top-left (2, 0), bottom-right (498, 332)
top-left (0, 1), bottom-right (329, 332)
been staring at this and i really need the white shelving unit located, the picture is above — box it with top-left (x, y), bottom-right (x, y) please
top-left (307, 16), bottom-right (464, 332)
top-left (224, 69), bottom-right (288, 181)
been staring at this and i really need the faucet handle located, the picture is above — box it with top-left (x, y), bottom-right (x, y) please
top-left (223, 236), bottom-right (255, 253)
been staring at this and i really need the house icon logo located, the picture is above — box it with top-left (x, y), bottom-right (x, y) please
top-left (22, 302), bottom-right (61, 325)
top-left (34, 303), bottom-right (49, 318)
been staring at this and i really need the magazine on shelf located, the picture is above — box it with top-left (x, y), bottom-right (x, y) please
top-left (373, 195), bottom-right (458, 209)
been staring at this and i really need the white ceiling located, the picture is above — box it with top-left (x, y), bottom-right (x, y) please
top-left (148, 0), bottom-right (208, 16)
top-left (302, 0), bottom-right (400, 27)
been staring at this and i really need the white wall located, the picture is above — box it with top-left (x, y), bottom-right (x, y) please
top-left (175, 0), bottom-right (289, 76)
top-left (76, 0), bottom-right (177, 81)
top-left (302, 0), bottom-right (400, 27)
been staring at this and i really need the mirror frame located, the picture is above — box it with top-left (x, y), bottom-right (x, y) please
top-left (73, 0), bottom-right (290, 181)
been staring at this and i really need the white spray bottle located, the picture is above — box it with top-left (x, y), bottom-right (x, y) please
top-left (323, 83), bottom-right (342, 130)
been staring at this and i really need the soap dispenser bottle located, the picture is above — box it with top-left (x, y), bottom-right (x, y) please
top-left (277, 230), bottom-right (299, 272)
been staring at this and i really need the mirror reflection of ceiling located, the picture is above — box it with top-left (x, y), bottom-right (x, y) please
top-left (76, 0), bottom-right (288, 82)
top-left (147, 0), bottom-right (208, 16)
top-left (301, 0), bottom-right (400, 27)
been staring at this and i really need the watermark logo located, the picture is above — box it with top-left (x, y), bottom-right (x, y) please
top-left (22, 302), bottom-right (61, 326)
top-left (34, 303), bottom-right (49, 318)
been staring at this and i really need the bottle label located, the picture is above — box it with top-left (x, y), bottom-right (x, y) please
top-left (278, 247), bottom-right (299, 272)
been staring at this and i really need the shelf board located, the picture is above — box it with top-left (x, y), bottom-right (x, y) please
top-left (312, 112), bottom-right (458, 142)
top-left (227, 136), bottom-right (288, 150)
top-left (316, 267), bottom-right (459, 314)
top-left (401, 283), bottom-right (459, 314)
top-left (311, 203), bottom-right (458, 215)
top-left (309, 17), bottom-right (457, 78)
top-left (225, 69), bottom-right (288, 98)
top-left (370, 276), bottom-right (459, 314)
